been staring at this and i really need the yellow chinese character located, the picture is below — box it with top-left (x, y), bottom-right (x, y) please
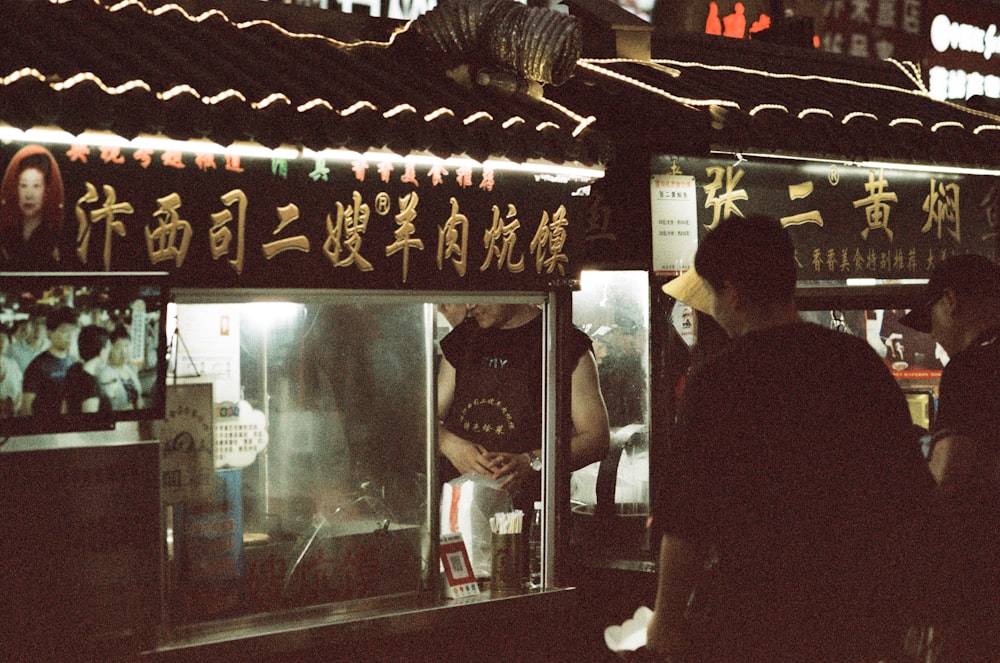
top-left (209, 189), bottom-right (248, 275)
top-left (480, 204), bottom-right (525, 273)
top-left (921, 179), bottom-right (960, 243)
top-left (853, 169), bottom-right (898, 241)
top-left (75, 182), bottom-right (132, 270)
top-left (262, 204), bottom-right (310, 258)
top-left (386, 192), bottom-right (424, 282)
top-left (437, 197), bottom-right (469, 277)
top-left (703, 165), bottom-right (748, 230)
top-left (146, 192), bottom-right (192, 267)
top-left (780, 181), bottom-right (824, 228)
top-left (529, 205), bottom-right (569, 275)
top-left (323, 191), bottom-right (373, 271)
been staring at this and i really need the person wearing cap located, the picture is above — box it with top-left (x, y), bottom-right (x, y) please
top-left (899, 253), bottom-right (1000, 660)
top-left (646, 214), bottom-right (934, 662)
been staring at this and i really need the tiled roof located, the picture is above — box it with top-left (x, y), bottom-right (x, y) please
top-left (7, 1), bottom-right (998, 173)
top-left (551, 31), bottom-right (1000, 170)
top-left (0, 0), bottom-right (614, 166)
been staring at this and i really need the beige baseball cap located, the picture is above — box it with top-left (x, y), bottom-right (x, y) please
top-left (661, 268), bottom-right (714, 315)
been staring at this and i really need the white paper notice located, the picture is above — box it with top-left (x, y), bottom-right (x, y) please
top-left (161, 383), bottom-right (216, 503)
top-left (651, 174), bottom-right (698, 274)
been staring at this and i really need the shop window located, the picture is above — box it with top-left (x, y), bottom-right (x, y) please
top-left (571, 271), bottom-right (651, 529)
top-left (162, 294), bottom-right (434, 634)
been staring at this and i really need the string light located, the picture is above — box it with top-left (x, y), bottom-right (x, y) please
top-left (576, 60), bottom-right (738, 110)
top-left (842, 112), bottom-right (879, 123)
top-left (463, 112), bottom-right (495, 125)
top-left (798, 108), bottom-right (835, 119)
top-left (710, 148), bottom-right (1000, 177)
top-left (930, 121), bottom-right (965, 131)
top-left (24, 0), bottom-right (592, 141)
top-left (749, 104), bottom-right (787, 116)
top-left (63, 0), bottom-right (410, 51)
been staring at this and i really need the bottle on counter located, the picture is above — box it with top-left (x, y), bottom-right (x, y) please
top-left (528, 500), bottom-right (542, 589)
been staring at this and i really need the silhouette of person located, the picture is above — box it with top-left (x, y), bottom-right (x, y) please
top-left (723, 1), bottom-right (747, 38)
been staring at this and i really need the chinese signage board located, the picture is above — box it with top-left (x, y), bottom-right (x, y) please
top-left (819, 0), bottom-right (924, 60)
top-left (652, 155), bottom-right (998, 280)
top-left (0, 140), bottom-right (596, 290)
top-left (923, 0), bottom-right (1000, 101)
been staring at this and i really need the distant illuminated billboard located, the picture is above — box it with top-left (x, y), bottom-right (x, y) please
top-left (924, 0), bottom-right (1000, 101)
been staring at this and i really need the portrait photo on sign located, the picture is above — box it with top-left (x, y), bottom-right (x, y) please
top-left (0, 144), bottom-right (68, 272)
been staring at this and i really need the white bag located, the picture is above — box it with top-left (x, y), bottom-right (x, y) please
top-left (440, 473), bottom-right (512, 579)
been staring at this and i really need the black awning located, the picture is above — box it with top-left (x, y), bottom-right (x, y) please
top-left (1, 0), bottom-right (614, 166)
top-left (548, 29), bottom-right (1000, 170)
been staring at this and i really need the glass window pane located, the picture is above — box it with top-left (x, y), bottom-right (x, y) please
top-left (572, 271), bottom-right (650, 512)
top-left (163, 295), bottom-right (431, 629)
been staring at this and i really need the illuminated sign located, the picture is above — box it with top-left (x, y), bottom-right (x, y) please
top-left (703, 0), bottom-right (773, 38)
top-left (925, 0), bottom-right (1000, 101)
top-left (819, 0), bottom-right (923, 60)
top-left (651, 155), bottom-right (998, 280)
top-left (0, 139), bottom-right (597, 290)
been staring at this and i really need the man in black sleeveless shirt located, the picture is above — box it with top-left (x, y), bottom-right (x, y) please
top-left (437, 303), bottom-right (609, 511)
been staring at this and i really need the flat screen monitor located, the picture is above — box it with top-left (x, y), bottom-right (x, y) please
top-left (0, 272), bottom-right (167, 437)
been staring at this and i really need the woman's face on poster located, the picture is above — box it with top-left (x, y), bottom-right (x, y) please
top-left (17, 167), bottom-right (46, 220)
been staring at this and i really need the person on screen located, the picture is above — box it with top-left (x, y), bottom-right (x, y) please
top-left (64, 325), bottom-right (113, 414)
top-left (21, 306), bottom-right (79, 417)
top-left (6, 309), bottom-right (50, 373)
top-left (0, 145), bottom-right (66, 271)
top-left (646, 215), bottom-right (934, 662)
top-left (99, 326), bottom-right (143, 411)
top-left (898, 254), bottom-right (1000, 660)
top-left (0, 328), bottom-right (23, 418)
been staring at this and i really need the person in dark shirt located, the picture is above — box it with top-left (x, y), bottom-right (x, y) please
top-left (64, 325), bottom-right (112, 414)
top-left (437, 303), bottom-right (610, 511)
top-left (21, 306), bottom-right (79, 418)
top-left (899, 253), bottom-right (1000, 660)
top-left (646, 215), bottom-right (934, 662)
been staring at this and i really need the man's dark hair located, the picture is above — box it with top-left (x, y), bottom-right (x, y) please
top-left (45, 306), bottom-right (79, 331)
top-left (109, 325), bottom-right (131, 343)
top-left (77, 325), bottom-right (110, 361)
top-left (695, 214), bottom-right (797, 304)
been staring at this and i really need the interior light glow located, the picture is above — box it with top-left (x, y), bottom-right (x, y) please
top-left (301, 147), bottom-right (604, 179)
top-left (709, 149), bottom-right (1000, 177)
top-left (0, 125), bottom-right (603, 178)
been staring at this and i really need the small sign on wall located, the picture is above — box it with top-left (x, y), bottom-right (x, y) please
top-left (651, 173), bottom-right (699, 274)
top-left (161, 383), bottom-right (216, 503)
